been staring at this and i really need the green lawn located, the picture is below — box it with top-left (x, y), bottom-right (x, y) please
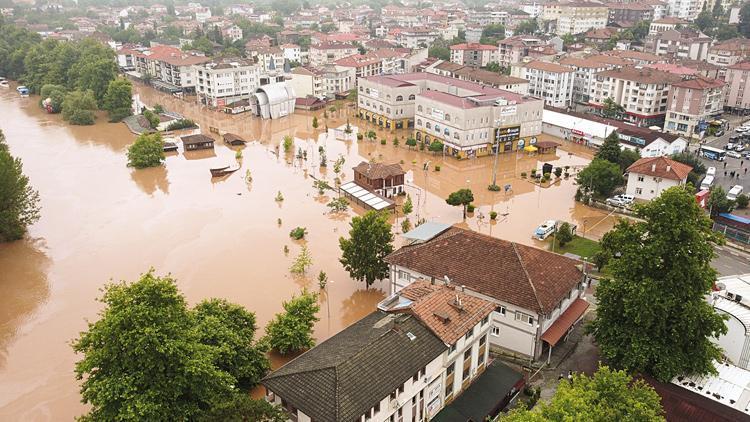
top-left (549, 235), bottom-right (601, 259)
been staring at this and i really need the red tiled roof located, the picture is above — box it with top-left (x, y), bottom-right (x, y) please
top-left (450, 43), bottom-right (497, 51)
top-left (540, 298), bottom-right (589, 346)
top-left (385, 227), bottom-right (584, 314)
top-left (399, 281), bottom-right (495, 345)
top-left (626, 156), bottom-right (692, 181)
top-left (641, 375), bottom-right (750, 422)
top-left (353, 161), bottom-right (404, 179)
top-left (523, 60), bottom-right (573, 73)
top-left (671, 76), bottom-right (725, 90)
top-left (136, 45), bottom-right (210, 66)
top-left (728, 61), bottom-right (750, 71)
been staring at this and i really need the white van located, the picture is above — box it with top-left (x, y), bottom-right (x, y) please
top-left (706, 167), bottom-right (716, 176)
top-left (700, 175), bottom-right (714, 191)
top-left (727, 185), bottom-right (744, 201)
top-left (533, 220), bottom-right (557, 240)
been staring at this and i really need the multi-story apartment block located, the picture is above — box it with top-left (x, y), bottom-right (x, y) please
top-left (394, 27), bottom-right (441, 49)
top-left (606, 2), bottom-right (654, 24)
top-left (221, 24), bottom-right (243, 42)
top-left (321, 64), bottom-right (355, 97)
top-left (280, 43), bottom-right (301, 63)
top-left (357, 73), bottom-right (543, 158)
top-left (723, 62), bottom-right (750, 112)
top-left (386, 226), bottom-right (589, 362)
top-left (424, 60), bottom-right (530, 95)
top-left (287, 66), bottom-right (326, 99)
top-left (648, 17), bottom-right (687, 35)
top-left (591, 66), bottom-right (684, 127)
top-left (133, 45), bottom-right (210, 92)
top-left (449, 43), bottom-right (499, 67)
top-left (648, 28), bottom-right (712, 61)
top-left (543, 1), bottom-right (609, 35)
top-left (559, 55), bottom-right (631, 103)
top-left (263, 281), bottom-right (498, 422)
top-left (708, 38), bottom-right (750, 72)
top-left (664, 0), bottom-right (702, 20)
top-left (309, 42), bottom-right (358, 66)
top-left (497, 36), bottom-right (546, 67)
top-left (511, 60), bottom-right (575, 108)
top-left (642, 0), bottom-right (668, 20)
top-left (663, 76), bottom-right (725, 137)
top-left (194, 58), bottom-right (260, 107)
top-left (248, 46), bottom-right (285, 73)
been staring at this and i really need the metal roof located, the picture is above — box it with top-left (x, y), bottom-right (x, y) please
top-left (340, 181), bottom-right (392, 211)
top-left (672, 361), bottom-right (750, 416)
top-left (402, 221), bottom-right (452, 243)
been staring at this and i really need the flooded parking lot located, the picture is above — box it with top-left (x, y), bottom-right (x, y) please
top-left (0, 84), bottom-right (616, 420)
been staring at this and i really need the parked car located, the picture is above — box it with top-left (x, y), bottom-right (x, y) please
top-left (706, 166), bottom-right (716, 176)
top-left (736, 127), bottom-right (749, 133)
top-left (728, 185), bottom-right (744, 201)
top-left (715, 129), bottom-right (725, 137)
top-left (736, 144), bottom-right (746, 152)
top-left (606, 195), bottom-right (635, 208)
top-left (727, 151), bottom-right (742, 159)
top-left (726, 142), bottom-right (736, 150)
top-left (701, 175), bottom-right (714, 191)
top-left (533, 220), bottom-right (557, 240)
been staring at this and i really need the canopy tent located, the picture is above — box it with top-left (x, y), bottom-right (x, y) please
top-left (524, 145), bottom-right (538, 152)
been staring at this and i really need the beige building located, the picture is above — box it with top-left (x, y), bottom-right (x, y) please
top-left (497, 36), bottom-right (547, 67)
top-left (287, 66), bottom-right (325, 99)
top-left (724, 62), bottom-right (750, 112)
top-left (394, 27), bottom-right (441, 49)
top-left (559, 55), bottom-right (631, 104)
top-left (358, 73), bottom-right (543, 158)
top-left (511, 61), bottom-right (575, 108)
top-left (648, 29), bottom-right (712, 61)
top-left (542, 1), bottom-right (609, 35)
top-left (194, 58), bottom-right (260, 108)
top-left (592, 66), bottom-right (684, 127)
top-left (708, 38), bottom-right (750, 73)
top-left (449, 43), bottom-right (499, 67)
top-left (663, 77), bottom-right (726, 137)
top-left (424, 60), bottom-right (529, 95)
top-left (648, 17), bottom-right (687, 35)
top-left (309, 42), bottom-right (358, 66)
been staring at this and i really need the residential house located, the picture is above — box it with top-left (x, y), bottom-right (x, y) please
top-left (642, 0), bottom-right (668, 20)
top-left (353, 162), bottom-right (405, 197)
top-left (648, 17), bottom-right (688, 35)
top-left (181, 134), bottom-right (215, 151)
top-left (320, 63), bottom-right (355, 97)
top-left (449, 43), bottom-right (499, 67)
top-left (287, 66), bottom-right (326, 99)
top-left (591, 65), bottom-right (683, 127)
top-left (221, 24), bottom-right (243, 42)
top-left (606, 2), bottom-right (654, 24)
top-left (663, 0), bottom-right (701, 20)
top-left (133, 45), bottom-right (210, 92)
top-left (664, 76), bottom-right (725, 138)
top-left (498, 36), bottom-right (547, 67)
top-left (583, 27), bottom-right (620, 47)
top-left (602, 50), bottom-right (665, 65)
top-left (625, 156), bottom-right (692, 201)
top-left (724, 62), bottom-right (750, 112)
top-left (263, 281), bottom-right (498, 422)
top-left (394, 27), bottom-right (441, 49)
top-left (647, 28), bottom-right (712, 61)
top-left (424, 61), bottom-right (529, 94)
top-left (309, 42), bottom-right (358, 66)
top-left (707, 38), bottom-right (750, 74)
top-left (385, 225), bottom-right (589, 362)
top-left (280, 43), bottom-right (301, 63)
top-left (511, 61), bottom-right (575, 108)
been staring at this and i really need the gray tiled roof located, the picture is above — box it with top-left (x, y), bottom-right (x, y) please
top-left (262, 311), bottom-right (447, 421)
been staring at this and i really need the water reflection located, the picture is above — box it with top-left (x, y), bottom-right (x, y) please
top-left (0, 239), bottom-right (50, 368)
top-left (130, 166), bottom-right (169, 196)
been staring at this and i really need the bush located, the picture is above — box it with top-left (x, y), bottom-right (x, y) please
top-left (530, 168), bottom-right (537, 176)
top-left (488, 184), bottom-right (500, 191)
top-left (490, 211), bottom-right (497, 220)
top-left (467, 204), bottom-right (476, 213)
top-left (152, 104), bottom-right (164, 114)
top-left (356, 133), bottom-right (364, 140)
top-left (62, 90), bottom-right (97, 125)
top-left (380, 139), bottom-right (386, 145)
top-left (554, 167), bottom-right (563, 178)
top-left (40, 84), bottom-right (66, 113)
top-left (521, 172), bottom-right (527, 178)
top-left (289, 227), bottom-right (307, 240)
top-left (166, 119), bottom-right (197, 131)
top-left (142, 109), bottom-right (160, 129)
top-left (737, 194), bottom-right (749, 209)
top-left (392, 137), bottom-right (399, 147)
top-left (282, 135), bottom-right (293, 152)
top-left (127, 133), bottom-right (164, 168)
top-left (556, 222), bottom-right (574, 246)
top-left (428, 141), bottom-right (444, 153)
top-left (419, 142), bottom-right (425, 151)
top-left (434, 165), bottom-right (441, 172)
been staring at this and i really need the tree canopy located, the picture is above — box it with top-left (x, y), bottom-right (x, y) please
top-left (339, 210), bottom-right (394, 288)
top-left (62, 90), bottom-right (98, 125)
top-left (595, 131), bottom-right (622, 164)
top-left (264, 290), bottom-right (320, 355)
top-left (446, 188), bottom-right (474, 219)
top-left (588, 187), bottom-right (727, 382)
top-left (127, 133), bottom-right (165, 169)
top-left (72, 271), bottom-right (273, 421)
top-left (0, 130), bottom-right (41, 242)
top-left (576, 159), bottom-right (623, 198)
top-left (102, 78), bottom-right (133, 122)
top-left (502, 366), bottom-right (664, 421)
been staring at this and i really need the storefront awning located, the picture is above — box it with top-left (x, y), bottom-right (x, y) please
top-left (523, 145), bottom-right (538, 152)
top-left (541, 298), bottom-right (590, 347)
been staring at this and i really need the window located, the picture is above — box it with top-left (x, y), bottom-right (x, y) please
top-left (479, 335), bottom-right (486, 346)
top-left (449, 343), bottom-right (456, 354)
top-left (515, 312), bottom-right (534, 325)
top-left (447, 362), bottom-right (455, 376)
top-left (445, 113), bottom-right (451, 121)
top-left (417, 105), bottom-right (423, 112)
top-left (366, 88), bottom-right (370, 94)
top-left (497, 306), bottom-right (507, 316)
top-left (417, 119), bottom-right (422, 126)
top-left (396, 95), bottom-right (403, 101)
top-left (636, 187), bottom-right (643, 194)
top-left (491, 326), bottom-right (500, 336)
top-left (637, 175), bottom-right (644, 182)
top-left (465, 327), bottom-right (474, 340)
top-left (426, 122), bottom-right (432, 129)
top-left (409, 94), bottom-right (415, 100)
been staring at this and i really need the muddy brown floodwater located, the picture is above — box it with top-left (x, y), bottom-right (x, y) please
top-left (0, 84), bottom-right (616, 420)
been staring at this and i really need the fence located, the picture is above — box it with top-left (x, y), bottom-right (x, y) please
top-left (713, 222), bottom-right (750, 246)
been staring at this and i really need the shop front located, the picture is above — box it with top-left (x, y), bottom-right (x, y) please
top-left (493, 126), bottom-right (521, 154)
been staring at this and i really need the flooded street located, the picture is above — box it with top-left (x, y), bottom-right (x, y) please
top-left (0, 84), bottom-right (615, 420)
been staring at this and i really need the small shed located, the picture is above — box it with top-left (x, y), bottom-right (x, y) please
top-left (295, 96), bottom-right (326, 111)
top-left (224, 99), bottom-right (252, 115)
top-left (536, 141), bottom-right (560, 154)
top-left (353, 161), bottom-right (405, 198)
top-left (223, 133), bottom-right (247, 146)
top-left (181, 134), bottom-right (215, 151)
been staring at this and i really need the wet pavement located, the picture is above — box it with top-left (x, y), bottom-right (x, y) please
top-left (0, 83), bottom-right (614, 420)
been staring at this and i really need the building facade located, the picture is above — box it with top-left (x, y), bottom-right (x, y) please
top-left (625, 156), bottom-right (692, 201)
top-left (194, 58), bottom-right (260, 107)
top-left (543, 2), bottom-right (609, 35)
top-left (511, 61), bottom-right (575, 108)
top-left (725, 62), bottom-right (750, 111)
top-left (449, 43), bottom-right (499, 67)
top-left (664, 76), bottom-right (725, 137)
top-left (309, 42), bottom-right (358, 66)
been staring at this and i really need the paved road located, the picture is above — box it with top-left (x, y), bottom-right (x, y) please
top-left (713, 245), bottom-right (750, 276)
top-left (691, 119), bottom-right (750, 193)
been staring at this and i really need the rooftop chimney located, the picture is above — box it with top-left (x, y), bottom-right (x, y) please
top-left (651, 163), bottom-right (656, 172)
top-left (667, 165), bottom-right (671, 172)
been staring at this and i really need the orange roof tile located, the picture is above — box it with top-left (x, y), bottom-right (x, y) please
top-left (626, 156), bottom-right (692, 181)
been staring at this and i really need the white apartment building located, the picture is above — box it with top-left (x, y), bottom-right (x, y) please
top-left (625, 156), bottom-right (692, 201)
top-left (648, 17), bottom-right (687, 35)
top-left (263, 281), bottom-right (499, 422)
top-left (309, 42), bottom-right (358, 66)
top-left (280, 43), bottom-right (301, 63)
top-left (394, 27), bottom-right (441, 49)
top-left (321, 64), bottom-right (355, 97)
top-left (195, 7), bottom-right (211, 23)
top-left (287, 66), bottom-right (325, 99)
top-left (386, 225), bottom-right (589, 362)
top-left (133, 45), bottom-right (210, 92)
top-left (449, 43), bottom-right (499, 67)
top-left (591, 66), bottom-right (683, 127)
top-left (650, 29), bottom-right (712, 61)
top-left (543, 2), bottom-right (609, 35)
top-left (511, 60), bottom-right (575, 108)
top-left (664, 0), bottom-right (702, 20)
top-left (559, 55), bottom-right (630, 104)
top-left (221, 24), bottom-right (243, 42)
top-left (194, 58), bottom-right (260, 107)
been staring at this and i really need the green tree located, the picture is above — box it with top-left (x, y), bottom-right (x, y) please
top-left (76, 57), bottom-right (118, 105)
top-left (617, 148), bottom-right (640, 173)
top-left (588, 187), bottom-right (727, 382)
top-left (428, 41), bottom-right (450, 60)
top-left (405, 137), bottom-right (417, 149)
top-left (556, 222), bottom-right (574, 246)
top-left (264, 290), bottom-right (320, 355)
top-left (715, 24), bottom-right (739, 40)
top-left (479, 24), bottom-right (506, 45)
top-left (576, 159), bottom-right (624, 197)
top-left (515, 19), bottom-right (538, 35)
top-left (694, 10), bottom-right (716, 33)
top-left (428, 140), bottom-right (444, 153)
top-left (197, 393), bottom-right (286, 422)
top-left (192, 299), bottom-right (270, 389)
top-left (402, 194), bottom-right (413, 216)
top-left (62, 90), bottom-right (97, 125)
top-left (312, 116), bottom-right (319, 129)
top-left (290, 245), bottom-right (313, 274)
top-left (72, 271), bottom-right (238, 421)
top-left (712, 0), bottom-right (724, 18)
top-left (740, 2), bottom-right (750, 37)
top-left (737, 193), bottom-right (749, 209)
top-left (102, 78), bottom-right (133, 122)
top-left (596, 131), bottom-right (621, 164)
top-left (339, 210), bottom-right (394, 288)
top-left (501, 366), bottom-right (664, 421)
top-left (707, 185), bottom-right (736, 216)
top-left (671, 152), bottom-right (706, 187)
top-left (40, 83), bottom-right (66, 113)
top-left (0, 130), bottom-right (41, 241)
top-left (127, 133), bottom-right (165, 169)
top-left (446, 188), bottom-right (474, 219)
top-left (282, 135), bottom-right (293, 153)
top-left (143, 109), bottom-right (160, 129)
top-left (601, 97), bottom-right (624, 119)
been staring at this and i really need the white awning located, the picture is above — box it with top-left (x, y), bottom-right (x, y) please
top-left (340, 181), bottom-right (393, 211)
